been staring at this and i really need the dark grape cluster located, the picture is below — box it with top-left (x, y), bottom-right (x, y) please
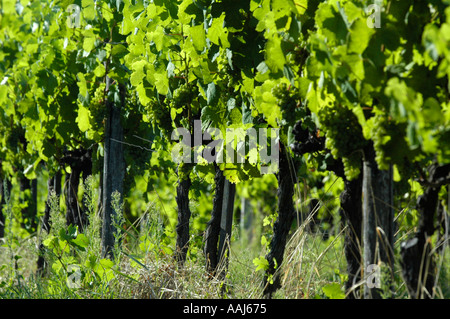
top-left (292, 120), bottom-right (310, 142)
top-left (319, 104), bottom-right (367, 180)
top-left (290, 120), bottom-right (325, 155)
top-left (292, 46), bottom-right (308, 67)
top-left (271, 82), bottom-right (300, 125)
top-left (90, 83), bottom-right (106, 131)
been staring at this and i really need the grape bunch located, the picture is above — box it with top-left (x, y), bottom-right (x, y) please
top-left (271, 82), bottom-right (300, 125)
top-left (217, 54), bottom-right (241, 89)
top-left (319, 104), bottom-right (367, 180)
top-left (292, 120), bottom-right (310, 143)
top-left (90, 83), bottom-right (106, 131)
top-left (146, 99), bottom-right (173, 135)
top-left (171, 83), bottom-right (194, 109)
top-left (290, 120), bottom-right (325, 156)
top-left (341, 155), bottom-right (362, 181)
top-left (371, 113), bottom-right (409, 172)
top-left (126, 89), bottom-right (139, 110)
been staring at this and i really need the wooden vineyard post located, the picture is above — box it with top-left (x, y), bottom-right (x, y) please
top-left (362, 145), bottom-right (394, 299)
top-left (217, 179), bottom-right (236, 278)
top-left (101, 77), bottom-right (125, 260)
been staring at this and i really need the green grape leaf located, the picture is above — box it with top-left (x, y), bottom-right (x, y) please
top-left (322, 283), bottom-right (345, 299)
top-left (111, 44), bottom-right (128, 59)
top-left (343, 1), bottom-right (361, 24)
top-left (272, 0), bottom-right (296, 20)
top-left (2, 0), bottom-right (16, 15)
top-left (348, 18), bottom-right (375, 55)
top-left (76, 105), bottom-right (91, 132)
top-left (265, 35), bottom-right (285, 73)
top-left (154, 72), bottom-right (169, 95)
top-left (101, 2), bottom-right (114, 22)
top-left (315, 3), bottom-right (348, 45)
top-left (201, 103), bottom-right (225, 131)
top-left (82, 0), bottom-right (96, 20)
top-left (253, 256), bottom-right (269, 272)
top-left (254, 80), bottom-right (283, 128)
top-left (422, 97), bottom-right (442, 124)
top-left (293, 0), bottom-right (308, 15)
top-left (94, 63), bottom-right (105, 77)
top-left (130, 60), bottom-right (148, 87)
top-left (150, 26), bottom-right (165, 52)
top-left (136, 84), bottom-right (151, 106)
top-left (208, 13), bottom-right (227, 46)
top-left (190, 24), bottom-right (207, 52)
top-left (72, 233), bottom-right (90, 249)
top-left (206, 82), bottom-right (218, 106)
top-left (93, 258), bottom-right (115, 282)
top-left (178, 0), bottom-right (201, 24)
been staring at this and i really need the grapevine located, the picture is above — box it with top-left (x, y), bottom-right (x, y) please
top-left (0, 0), bottom-right (448, 301)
